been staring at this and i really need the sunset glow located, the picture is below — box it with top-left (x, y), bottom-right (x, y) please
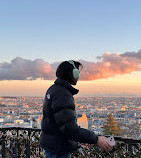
top-left (0, 1), bottom-right (141, 97)
top-left (0, 71), bottom-right (141, 96)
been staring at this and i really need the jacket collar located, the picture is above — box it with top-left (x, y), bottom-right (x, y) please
top-left (54, 77), bottom-right (79, 95)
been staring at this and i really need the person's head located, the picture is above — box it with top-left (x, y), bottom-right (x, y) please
top-left (56, 60), bottom-right (83, 85)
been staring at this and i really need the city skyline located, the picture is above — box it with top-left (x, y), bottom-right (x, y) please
top-left (0, 0), bottom-right (141, 96)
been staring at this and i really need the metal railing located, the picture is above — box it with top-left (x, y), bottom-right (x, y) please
top-left (0, 127), bottom-right (141, 158)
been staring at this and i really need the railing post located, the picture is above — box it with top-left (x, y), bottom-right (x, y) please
top-left (25, 130), bottom-right (31, 158)
top-left (1, 129), bottom-right (7, 158)
top-left (2, 135), bottom-right (6, 158)
top-left (16, 128), bottom-right (21, 158)
top-left (128, 140), bottom-right (134, 158)
top-left (17, 139), bottom-right (21, 158)
top-left (25, 140), bottom-right (30, 158)
top-left (15, 128), bottom-right (19, 158)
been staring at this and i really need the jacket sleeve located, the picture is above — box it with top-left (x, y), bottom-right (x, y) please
top-left (51, 93), bottom-right (98, 144)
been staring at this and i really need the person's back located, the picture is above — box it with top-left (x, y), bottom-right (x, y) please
top-left (40, 78), bottom-right (79, 154)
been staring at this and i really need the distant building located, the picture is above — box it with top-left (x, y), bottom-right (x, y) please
top-left (0, 118), bottom-right (4, 123)
top-left (14, 119), bottom-right (24, 125)
top-left (91, 128), bottom-right (103, 135)
top-left (77, 113), bottom-right (88, 129)
top-left (31, 118), bottom-right (37, 128)
top-left (37, 115), bottom-right (42, 129)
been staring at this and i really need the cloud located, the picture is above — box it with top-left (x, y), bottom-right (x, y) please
top-left (79, 49), bottom-right (141, 80)
top-left (0, 57), bottom-right (56, 80)
top-left (0, 49), bottom-right (141, 81)
top-left (121, 49), bottom-right (141, 59)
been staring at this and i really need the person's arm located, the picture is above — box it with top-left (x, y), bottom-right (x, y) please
top-left (52, 93), bottom-right (98, 144)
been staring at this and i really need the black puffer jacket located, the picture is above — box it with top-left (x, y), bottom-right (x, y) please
top-left (39, 78), bottom-right (98, 154)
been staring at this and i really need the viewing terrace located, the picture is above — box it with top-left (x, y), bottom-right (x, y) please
top-left (0, 127), bottom-right (141, 158)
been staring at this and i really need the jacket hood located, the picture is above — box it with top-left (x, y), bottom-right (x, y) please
top-left (54, 77), bottom-right (79, 95)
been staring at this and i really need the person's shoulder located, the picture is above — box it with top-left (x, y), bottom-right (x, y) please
top-left (48, 83), bottom-right (67, 95)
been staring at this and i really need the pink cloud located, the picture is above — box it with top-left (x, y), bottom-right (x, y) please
top-left (0, 49), bottom-right (141, 81)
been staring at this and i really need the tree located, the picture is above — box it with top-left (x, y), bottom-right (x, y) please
top-left (103, 113), bottom-right (122, 136)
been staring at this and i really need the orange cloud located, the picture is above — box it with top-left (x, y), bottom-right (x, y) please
top-left (0, 49), bottom-right (141, 81)
top-left (79, 49), bottom-right (141, 80)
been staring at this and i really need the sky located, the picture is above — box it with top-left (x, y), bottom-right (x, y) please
top-left (0, 0), bottom-right (141, 97)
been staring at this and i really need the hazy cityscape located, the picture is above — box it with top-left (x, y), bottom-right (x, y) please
top-left (0, 96), bottom-right (141, 139)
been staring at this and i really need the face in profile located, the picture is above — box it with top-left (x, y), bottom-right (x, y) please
top-left (72, 79), bottom-right (78, 85)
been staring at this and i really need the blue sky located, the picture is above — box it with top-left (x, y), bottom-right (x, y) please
top-left (0, 0), bottom-right (141, 96)
top-left (0, 0), bottom-right (141, 63)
